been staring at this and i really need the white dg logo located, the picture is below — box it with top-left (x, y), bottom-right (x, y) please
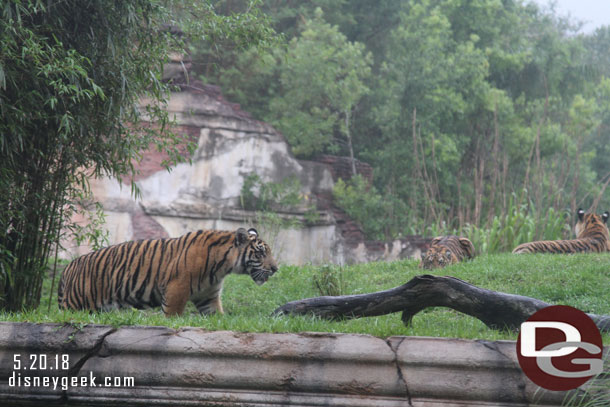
top-left (520, 321), bottom-right (603, 378)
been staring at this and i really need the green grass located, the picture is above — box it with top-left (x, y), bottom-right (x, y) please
top-left (2, 253), bottom-right (609, 344)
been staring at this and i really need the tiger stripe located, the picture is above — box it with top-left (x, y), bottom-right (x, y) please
top-left (512, 209), bottom-right (609, 254)
top-left (58, 228), bottom-right (277, 316)
top-left (420, 235), bottom-right (475, 269)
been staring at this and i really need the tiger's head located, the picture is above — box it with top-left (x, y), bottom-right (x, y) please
top-left (420, 246), bottom-right (457, 269)
top-left (234, 227), bottom-right (278, 285)
top-left (575, 208), bottom-right (610, 240)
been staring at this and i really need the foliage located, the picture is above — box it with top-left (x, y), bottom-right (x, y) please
top-left (240, 173), bottom-right (303, 212)
top-left (194, 1), bottom-right (396, 119)
top-left (194, 0), bottom-right (610, 241)
top-left (0, 0), bottom-right (274, 311)
top-left (312, 264), bottom-right (346, 297)
top-left (5, 254), bottom-right (610, 344)
top-left (461, 196), bottom-right (570, 254)
top-left (67, 195), bottom-right (110, 252)
top-left (267, 8), bottom-right (372, 158)
top-left (404, 193), bottom-right (570, 254)
top-left (332, 175), bottom-right (396, 240)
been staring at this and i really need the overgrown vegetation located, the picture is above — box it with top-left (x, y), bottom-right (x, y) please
top-left (333, 175), bottom-right (395, 240)
top-left (333, 177), bottom-right (572, 253)
top-left (0, 0), bottom-right (274, 311)
top-left (195, 0), bottom-right (610, 240)
top-left (240, 173), bottom-right (305, 212)
top-left (312, 264), bottom-right (346, 297)
top-left (417, 193), bottom-right (571, 254)
top-left (459, 198), bottom-right (570, 254)
top-left (4, 254), bottom-right (609, 345)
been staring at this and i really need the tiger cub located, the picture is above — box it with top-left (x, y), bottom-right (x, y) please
top-left (58, 228), bottom-right (278, 316)
top-left (419, 235), bottom-right (475, 269)
top-left (512, 209), bottom-right (609, 254)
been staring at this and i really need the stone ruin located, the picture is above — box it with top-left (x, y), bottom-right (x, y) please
top-left (61, 54), bottom-right (430, 265)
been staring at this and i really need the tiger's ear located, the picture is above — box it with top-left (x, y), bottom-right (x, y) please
top-left (577, 208), bottom-right (585, 221)
top-left (603, 211), bottom-right (609, 224)
top-left (235, 228), bottom-right (250, 246)
top-left (247, 228), bottom-right (259, 238)
top-left (458, 237), bottom-right (475, 258)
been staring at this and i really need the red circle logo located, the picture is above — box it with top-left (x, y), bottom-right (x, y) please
top-left (516, 305), bottom-right (603, 391)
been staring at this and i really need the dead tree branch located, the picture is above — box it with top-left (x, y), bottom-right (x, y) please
top-left (273, 275), bottom-right (610, 333)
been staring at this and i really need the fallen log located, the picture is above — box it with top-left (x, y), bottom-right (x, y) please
top-left (273, 274), bottom-right (610, 333)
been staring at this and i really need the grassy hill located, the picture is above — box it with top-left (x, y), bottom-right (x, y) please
top-left (3, 253), bottom-right (609, 344)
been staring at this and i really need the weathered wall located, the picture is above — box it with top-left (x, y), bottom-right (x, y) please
top-left (61, 84), bottom-right (343, 265)
top-left (61, 82), bottom-right (429, 265)
top-left (2, 322), bottom-right (602, 406)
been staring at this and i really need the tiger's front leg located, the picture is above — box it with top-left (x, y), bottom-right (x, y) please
top-left (191, 284), bottom-right (225, 315)
top-left (192, 296), bottom-right (224, 315)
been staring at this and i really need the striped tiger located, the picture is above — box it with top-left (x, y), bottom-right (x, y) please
top-left (419, 235), bottom-right (475, 269)
top-left (512, 208), bottom-right (609, 254)
top-left (58, 228), bottom-right (278, 316)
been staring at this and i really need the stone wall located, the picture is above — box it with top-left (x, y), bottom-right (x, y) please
top-left (1, 322), bottom-right (598, 406)
top-left (61, 80), bottom-right (430, 265)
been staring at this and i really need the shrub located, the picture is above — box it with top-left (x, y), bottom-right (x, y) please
top-left (462, 196), bottom-right (569, 254)
top-left (333, 175), bottom-right (392, 240)
top-left (312, 264), bottom-right (346, 297)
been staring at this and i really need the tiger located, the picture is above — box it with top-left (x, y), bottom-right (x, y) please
top-left (58, 227), bottom-right (278, 316)
top-left (512, 208), bottom-right (609, 254)
top-left (419, 235), bottom-right (475, 269)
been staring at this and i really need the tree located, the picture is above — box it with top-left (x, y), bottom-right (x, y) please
top-left (367, 0), bottom-right (495, 226)
top-left (194, 0), bottom-right (402, 142)
top-left (0, 0), bottom-right (273, 311)
top-left (268, 8), bottom-right (372, 160)
top-left (111, 0), bottom-right (610, 244)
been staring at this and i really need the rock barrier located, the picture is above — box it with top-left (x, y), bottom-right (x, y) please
top-left (0, 322), bottom-right (599, 406)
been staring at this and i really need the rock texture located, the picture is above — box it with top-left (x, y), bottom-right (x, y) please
top-left (1, 322), bottom-right (600, 406)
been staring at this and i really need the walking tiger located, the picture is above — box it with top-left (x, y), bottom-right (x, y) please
top-left (58, 228), bottom-right (278, 316)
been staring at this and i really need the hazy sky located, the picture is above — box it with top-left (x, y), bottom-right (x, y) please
top-left (530, 0), bottom-right (610, 33)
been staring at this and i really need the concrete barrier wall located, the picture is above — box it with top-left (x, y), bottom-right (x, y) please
top-left (0, 322), bottom-right (602, 406)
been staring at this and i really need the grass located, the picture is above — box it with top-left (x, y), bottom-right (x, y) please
top-left (1, 253), bottom-right (609, 344)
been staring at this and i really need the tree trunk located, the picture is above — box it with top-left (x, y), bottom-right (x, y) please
top-left (411, 107), bottom-right (437, 222)
top-left (502, 150), bottom-right (509, 216)
top-left (345, 109), bottom-right (357, 177)
top-left (488, 101), bottom-right (500, 226)
top-left (473, 136), bottom-right (485, 227)
top-left (273, 275), bottom-right (610, 333)
top-left (591, 171), bottom-right (610, 212)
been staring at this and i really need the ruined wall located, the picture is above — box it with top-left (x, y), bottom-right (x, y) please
top-left (62, 81), bottom-right (429, 265)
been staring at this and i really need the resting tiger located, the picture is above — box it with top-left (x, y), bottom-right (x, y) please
top-left (420, 235), bottom-right (475, 269)
top-left (58, 228), bottom-right (277, 316)
top-left (512, 208), bottom-right (609, 254)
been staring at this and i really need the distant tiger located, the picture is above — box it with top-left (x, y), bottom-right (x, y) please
top-left (420, 235), bottom-right (475, 269)
top-left (58, 228), bottom-right (278, 316)
top-left (512, 209), bottom-right (609, 254)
